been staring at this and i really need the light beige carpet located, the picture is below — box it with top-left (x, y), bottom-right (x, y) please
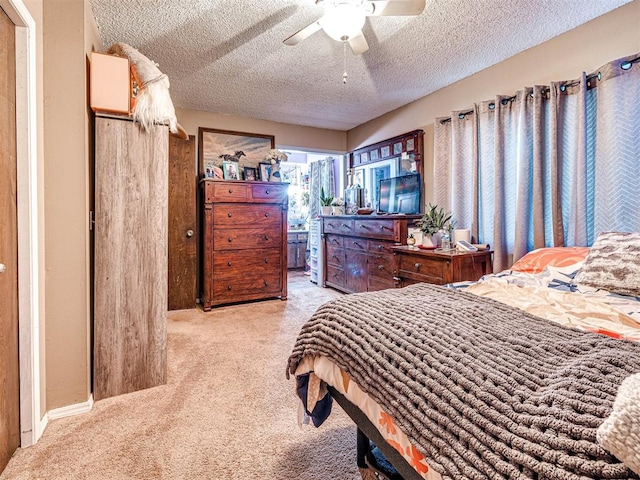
top-left (1, 273), bottom-right (361, 479)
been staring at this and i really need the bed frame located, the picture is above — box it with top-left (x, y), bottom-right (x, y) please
top-left (328, 386), bottom-right (423, 480)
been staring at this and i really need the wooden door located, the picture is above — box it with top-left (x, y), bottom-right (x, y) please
top-left (168, 135), bottom-right (197, 310)
top-left (94, 117), bottom-right (168, 401)
top-left (0, 7), bottom-right (20, 473)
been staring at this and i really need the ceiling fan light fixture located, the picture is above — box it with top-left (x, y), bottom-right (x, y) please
top-left (319, 2), bottom-right (366, 41)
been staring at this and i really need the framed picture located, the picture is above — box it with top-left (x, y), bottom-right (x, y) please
top-left (370, 149), bottom-right (379, 161)
top-left (198, 127), bottom-right (275, 178)
top-left (223, 160), bottom-right (239, 180)
top-left (406, 138), bottom-right (415, 151)
top-left (380, 145), bottom-right (391, 158)
top-left (258, 162), bottom-right (272, 181)
top-left (243, 166), bottom-right (257, 181)
top-left (393, 142), bottom-right (403, 154)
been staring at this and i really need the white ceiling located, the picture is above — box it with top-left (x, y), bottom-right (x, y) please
top-left (90, 0), bottom-right (630, 131)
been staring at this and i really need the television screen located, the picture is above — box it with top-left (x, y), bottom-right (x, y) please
top-left (378, 174), bottom-right (421, 214)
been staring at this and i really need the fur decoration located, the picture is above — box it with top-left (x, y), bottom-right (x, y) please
top-left (107, 42), bottom-right (185, 137)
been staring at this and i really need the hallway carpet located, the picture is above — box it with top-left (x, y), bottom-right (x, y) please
top-left (1, 273), bottom-right (360, 479)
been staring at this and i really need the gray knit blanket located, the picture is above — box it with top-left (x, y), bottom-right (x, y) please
top-left (287, 283), bottom-right (640, 480)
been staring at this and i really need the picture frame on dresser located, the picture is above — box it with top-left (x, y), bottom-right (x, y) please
top-left (258, 162), bottom-right (272, 181)
top-left (243, 166), bottom-right (257, 181)
top-left (198, 127), bottom-right (275, 179)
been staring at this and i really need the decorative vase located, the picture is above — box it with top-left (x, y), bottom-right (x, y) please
top-left (321, 206), bottom-right (332, 215)
top-left (422, 232), bottom-right (441, 248)
top-left (269, 162), bottom-right (281, 182)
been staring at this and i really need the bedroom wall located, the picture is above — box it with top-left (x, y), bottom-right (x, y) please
top-left (347, 0), bottom-right (640, 204)
top-left (176, 108), bottom-right (348, 153)
top-left (40, 0), bottom-right (102, 411)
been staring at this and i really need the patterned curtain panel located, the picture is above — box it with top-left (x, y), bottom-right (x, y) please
top-left (433, 51), bottom-right (640, 271)
top-left (309, 157), bottom-right (336, 219)
top-left (594, 56), bottom-right (640, 235)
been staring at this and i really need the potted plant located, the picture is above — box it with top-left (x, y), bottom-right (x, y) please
top-left (320, 187), bottom-right (334, 215)
top-left (331, 197), bottom-right (345, 215)
top-left (414, 204), bottom-right (453, 247)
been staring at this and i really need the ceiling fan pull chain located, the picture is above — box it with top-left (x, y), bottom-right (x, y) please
top-left (343, 41), bottom-right (348, 84)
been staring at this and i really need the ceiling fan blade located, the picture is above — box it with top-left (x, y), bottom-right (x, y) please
top-left (283, 20), bottom-right (322, 46)
top-left (367, 0), bottom-right (426, 16)
top-left (348, 31), bottom-right (369, 55)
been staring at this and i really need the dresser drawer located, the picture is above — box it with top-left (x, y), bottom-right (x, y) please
top-left (368, 239), bottom-right (395, 254)
top-left (252, 183), bottom-right (288, 202)
top-left (368, 254), bottom-right (394, 279)
top-left (326, 245), bottom-right (345, 267)
top-left (397, 254), bottom-right (448, 284)
top-left (213, 249), bottom-right (281, 277)
top-left (354, 219), bottom-right (397, 241)
top-left (345, 237), bottom-right (367, 251)
top-left (324, 218), bottom-right (354, 235)
top-left (213, 273), bottom-right (282, 299)
top-left (326, 265), bottom-right (345, 288)
top-left (213, 227), bottom-right (282, 250)
top-left (325, 234), bottom-right (343, 247)
top-left (368, 276), bottom-right (395, 292)
top-left (213, 204), bottom-right (282, 227)
top-left (205, 182), bottom-right (248, 202)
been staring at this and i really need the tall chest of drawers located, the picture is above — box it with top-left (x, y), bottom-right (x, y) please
top-left (200, 180), bottom-right (288, 310)
top-left (322, 215), bottom-right (420, 293)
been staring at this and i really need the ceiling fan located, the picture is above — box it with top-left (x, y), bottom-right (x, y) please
top-left (284, 0), bottom-right (426, 55)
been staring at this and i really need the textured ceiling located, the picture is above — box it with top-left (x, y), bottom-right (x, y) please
top-left (90, 0), bottom-right (630, 131)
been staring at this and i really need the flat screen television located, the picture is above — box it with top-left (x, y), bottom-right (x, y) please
top-left (377, 173), bottom-right (421, 214)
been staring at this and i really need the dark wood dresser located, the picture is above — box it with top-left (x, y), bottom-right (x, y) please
top-left (392, 246), bottom-right (493, 287)
top-left (200, 180), bottom-right (288, 309)
top-left (322, 215), bottom-right (420, 293)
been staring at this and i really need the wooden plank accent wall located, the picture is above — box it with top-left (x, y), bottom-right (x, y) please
top-left (94, 117), bottom-right (168, 401)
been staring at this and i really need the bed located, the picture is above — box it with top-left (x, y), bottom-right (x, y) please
top-left (287, 232), bottom-right (640, 480)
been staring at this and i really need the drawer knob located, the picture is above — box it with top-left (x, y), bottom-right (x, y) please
top-left (414, 263), bottom-right (422, 269)
top-left (266, 190), bottom-right (270, 194)
top-left (228, 237), bottom-right (233, 242)
top-left (265, 258), bottom-right (269, 264)
top-left (263, 280), bottom-right (268, 287)
top-left (227, 212), bottom-right (232, 217)
top-left (333, 273), bottom-right (338, 278)
top-left (264, 235), bottom-right (269, 241)
top-left (378, 265), bottom-right (384, 271)
top-left (228, 189), bottom-right (233, 194)
top-left (227, 285), bottom-right (232, 290)
top-left (378, 245), bottom-right (383, 250)
top-left (227, 261), bottom-right (232, 267)
top-left (265, 213), bottom-right (270, 218)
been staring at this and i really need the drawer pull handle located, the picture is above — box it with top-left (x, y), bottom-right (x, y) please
top-left (227, 212), bottom-right (232, 217)
top-left (227, 261), bottom-right (232, 267)
top-left (263, 280), bottom-right (268, 287)
top-left (265, 213), bottom-right (270, 218)
top-left (228, 189), bottom-right (233, 194)
top-left (264, 235), bottom-right (270, 241)
top-left (228, 237), bottom-right (233, 242)
top-left (381, 225), bottom-right (393, 231)
top-left (378, 265), bottom-right (384, 271)
top-left (353, 241), bottom-right (362, 247)
top-left (265, 258), bottom-right (269, 264)
top-left (359, 224), bottom-right (368, 229)
top-left (378, 245), bottom-right (383, 250)
top-left (341, 223), bottom-right (349, 228)
top-left (333, 273), bottom-right (338, 278)
top-left (227, 285), bottom-right (232, 290)
top-left (266, 190), bottom-right (270, 194)
top-left (332, 239), bottom-right (339, 243)
top-left (414, 263), bottom-right (422, 269)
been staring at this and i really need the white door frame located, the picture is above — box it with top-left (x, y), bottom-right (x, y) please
top-left (0, 0), bottom-right (43, 447)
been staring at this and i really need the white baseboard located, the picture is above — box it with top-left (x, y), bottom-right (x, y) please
top-left (47, 395), bottom-right (94, 421)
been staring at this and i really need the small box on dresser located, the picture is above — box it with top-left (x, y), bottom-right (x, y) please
top-left (200, 180), bottom-right (288, 309)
